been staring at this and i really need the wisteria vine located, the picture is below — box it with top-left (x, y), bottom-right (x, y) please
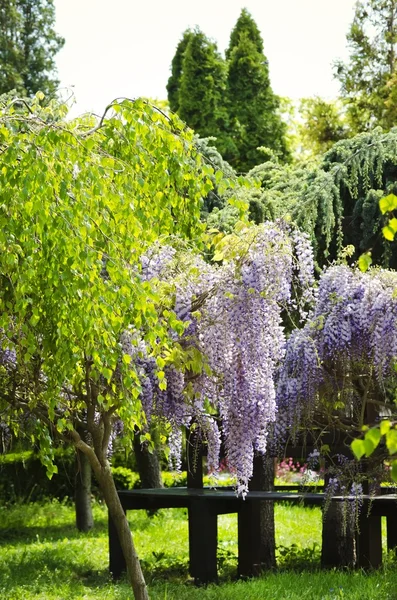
top-left (125, 223), bottom-right (315, 494)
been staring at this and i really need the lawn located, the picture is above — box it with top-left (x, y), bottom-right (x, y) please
top-left (0, 499), bottom-right (396, 600)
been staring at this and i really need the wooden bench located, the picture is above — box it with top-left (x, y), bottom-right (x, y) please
top-left (109, 487), bottom-right (397, 583)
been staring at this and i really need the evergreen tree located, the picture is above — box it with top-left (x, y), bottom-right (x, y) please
top-left (225, 9), bottom-right (289, 172)
top-left (225, 7), bottom-right (264, 58)
top-left (0, 0), bottom-right (64, 97)
top-left (177, 29), bottom-right (230, 155)
top-left (335, 0), bottom-right (397, 132)
top-left (166, 29), bottom-right (193, 114)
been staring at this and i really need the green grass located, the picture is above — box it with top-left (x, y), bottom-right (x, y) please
top-left (0, 499), bottom-right (396, 599)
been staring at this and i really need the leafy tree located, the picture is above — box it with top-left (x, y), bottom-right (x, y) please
top-left (0, 0), bottom-right (64, 97)
top-left (225, 9), bottom-right (289, 171)
top-left (335, 0), bottom-right (397, 132)
top-left (166, 30), bottom-right (193, 114)
top-left (298, 97), bottom-right (350, 157)
top-left (176, 29), bottom-right (230, 156)
top-left (0, 95), bottom-right (217, 600)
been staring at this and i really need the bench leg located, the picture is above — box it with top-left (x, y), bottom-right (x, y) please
top-left (109, 509), bottom-right (127, 579)
top-left (387, 512), bottom-right (397, 552)
top-left (238, 500), bottom-right (262, 577)
top-left (188, 498), bottom-right (218, 584)
top-left (357, 511), bottom-right (382, 568)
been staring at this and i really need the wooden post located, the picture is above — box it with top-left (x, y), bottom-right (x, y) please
top-left (238, 497), bottom-right (262, 577)
top-left (186, 425), bottom-right (203, 489)
top-left (188, 497), bottom-right (218, 583)
top-left (356, 507), bottom-right (382, 568)
top-left (109, 509), bottom-right (127, 578)
top-left (238, 452), bottom-right (275, 576)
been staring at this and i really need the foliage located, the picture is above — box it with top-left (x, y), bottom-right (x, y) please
top-left (225, 9), bottom-right (290, 171)
top-left (0, 447), bottom-right (76, 502)
top-left (111, 466), bottom-right (140, 491)
top-left (225, 7), bottom-right (264, 59)
top-left (167, 10), bottom-right (289, 172)
top-left (298, 98), bottom-right (350, 157)
top-left (0, 0), bottom-right (64, 97)
top-left (351, 420), bottom-right (397, 481)
top-left (335, 0), bottom-right (397, 132)
top-left (250, 127), bottom-right (397, 267)
top-left (0, 94), bottom-right (226, 599)
top-left (175, 29), bottom-right (230, 156)
top-left (166, 30), bottom-right (194, 114)
top-left (276, 542), bottom-right (321, 570)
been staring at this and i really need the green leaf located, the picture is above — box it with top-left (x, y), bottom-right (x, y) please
top-left (358, 252), bottom-right (372, 272)
top-left (102, 368), bottom-right (113, 382)
top-left (122, 354), bottom-right (132, 365)
top-left (363, 427), bottom-right (381, 456)
top-left (386, 428), bottom-right (397, 455)
top-left (380, 420), bottom-right (391, 436)
top-left (351, 438), bottom-right (366, 460)
top-left (382, 224), bottom-right (396, 241)
top-left (379, 194), bottom-right (397, 214)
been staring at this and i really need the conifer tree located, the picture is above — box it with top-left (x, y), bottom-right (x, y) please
top-left (335, 0), bottom-right (397, 132)
top-left (225, 7), bottom-right (264, 58)
top-left (225, 9), bottom-right (289, 172)
top-left (177, 29), bottom-right (230, 155)
top-left (0, 0), bottom-right (64, 97)
top-left (166, 29), bottom-right (193, 114)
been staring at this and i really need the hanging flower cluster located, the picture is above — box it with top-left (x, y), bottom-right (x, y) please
top-left (124, 222), bottom-right (315, 494)
top-left (276, 264), bottom-right (397, 442)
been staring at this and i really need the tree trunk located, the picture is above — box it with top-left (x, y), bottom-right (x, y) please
top-left (133, 431), bottom-right (163, 489)
top-left (84, 446), bottom-right (149, 600)
top-left (251, 451), bottom-right (276, 569)
top-left (75, 446), bottom-right (94, 532)
top-left (321, 500), bottom-right (356, 568)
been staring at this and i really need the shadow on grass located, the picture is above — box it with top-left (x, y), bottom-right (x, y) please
top-left (0, 506), bottom-right (174, 547)
top-left (0, 520), bottom-right (107, 545)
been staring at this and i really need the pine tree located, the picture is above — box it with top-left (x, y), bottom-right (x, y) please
top-left (225, 9), bottom-right (289, 172)
top-left (0, 0), bottom-right (64, 97)
top-left (335, 0), bottom-right (397, 132)
top-left (166, 29), bottom-right (193, 114)
top-left (177, 29), bottom-right (230, 155)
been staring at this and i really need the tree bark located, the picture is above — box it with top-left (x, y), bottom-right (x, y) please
top-left (73, 433), bottom-right (149, 600)
top-left (321, 500), bottom-right (356, 568)
top-left (133, 431), bottom-right (163, 489)
top-left (75, 446), bottom-right (94, 532)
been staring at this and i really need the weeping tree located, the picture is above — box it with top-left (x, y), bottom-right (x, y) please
top-left (129, 224), bottom-right (315, 493)
top-left (0, 95), bottom-right (224, 600)
top-left (276, 264), bottom-right (397, 565)
top-left (246, 127), bottom-right (397, 268)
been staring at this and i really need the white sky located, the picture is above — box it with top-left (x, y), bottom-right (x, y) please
top-left (54, 0), bottom-right (358, 118)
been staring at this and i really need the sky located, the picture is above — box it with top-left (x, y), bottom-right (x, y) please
top-left (54, 0), bottom-right (358, 118)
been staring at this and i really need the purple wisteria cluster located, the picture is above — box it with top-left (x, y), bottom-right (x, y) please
top-left (129, 222), bottom-right (316, 493)
top-left (276, 264), bottom-right (397, 441)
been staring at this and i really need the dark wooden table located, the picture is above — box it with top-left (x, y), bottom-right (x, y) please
top-left (109, 487), bottom-right (397, 583)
